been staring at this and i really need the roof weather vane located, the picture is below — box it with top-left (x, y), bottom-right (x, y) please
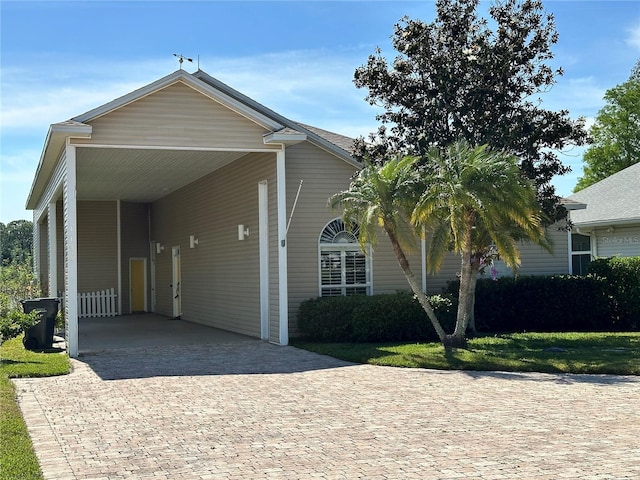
top-left (173, 53), bottom-right (193, 70)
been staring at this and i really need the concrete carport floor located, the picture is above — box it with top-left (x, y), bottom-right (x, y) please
top-left (13, 317), bottom-right (640, 480)
top-left (78, 314), bottom-right (253, 354)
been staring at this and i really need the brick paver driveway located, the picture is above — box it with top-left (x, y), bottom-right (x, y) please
top-left (13, 340), bottom-right (640, 479)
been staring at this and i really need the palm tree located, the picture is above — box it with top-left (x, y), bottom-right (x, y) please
top-left (329, 156), bottom-right (449, 344)
top-left (413, 141), bottom-right (551, 347)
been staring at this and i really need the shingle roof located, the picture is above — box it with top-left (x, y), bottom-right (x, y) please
top-left (295, 123), bottom-right (356, 154)
top-left (568, 162), bottom-right (640, 226)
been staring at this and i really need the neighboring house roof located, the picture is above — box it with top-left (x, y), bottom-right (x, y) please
top-left (568, 162), bottom-right (640, 227)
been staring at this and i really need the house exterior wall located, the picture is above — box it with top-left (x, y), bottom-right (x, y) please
top-left (56, 201), bottom-right (64, 293)
top-left (151, 152), bottom-right (278, 339)
top-left (593, 225), bottom-right (640, 258)
top-left (284, 142), bottom-right (424, 335)
top-left (73, 82), bottom-right (280, 152)
top-left (32, 152), bottom-right (67, 297)
top-left (76, 201), bottom-right (118, 293)
top-left (120, 202), bottom-right (152, 314)
top-left (424, 222), bottom-right (571, 294)
top-left (38, 216), bottom-right (49, 293)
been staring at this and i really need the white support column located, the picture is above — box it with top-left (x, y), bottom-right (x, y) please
top-left (48, 202), bottom-right (58, 297)
top-left (64, 144), bottom-right (79, 358)
top-left (276, 150), bottom-right (289, 345)
top-left (117, 199), bottom-right (122, 315)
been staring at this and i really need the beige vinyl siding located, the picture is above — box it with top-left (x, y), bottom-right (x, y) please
top-left (32, 149), bottom-right (67, 296)
top-left (425, 222), bottom-right (571, 294)
top-left (33, 149), bottom-right (66, 223)
top-left (514, 224), bottom-right (570, 276)
top-left (284, 142), bottom-right (428, 334)
top-left (425, 252), bottom-right (461, 295)
top-left (38, 217), bottom-right (49, 292)
top-left (371, 234), bottom-right (423, 294)
top-left (594, 225), bottom-right (640, 258)
top-left (151, 152), bottom-right (277, 338)
top-left (120, 202), bottom-right (151, 314)
top-left (77, 201), bottom-right (118, 293)
top-left (41, 202), bottom-right (65, 296)
top-left (73, 82), bottom-right (280, 151)
top-left (56, 201), bottom-right (64, 293)
top-left (283, 143), bottom-right (358, 334)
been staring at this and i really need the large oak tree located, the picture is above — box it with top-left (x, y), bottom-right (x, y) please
top-left (353, 0), bottom-right (587, 222)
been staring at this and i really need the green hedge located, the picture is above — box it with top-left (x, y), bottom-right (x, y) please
top-left (297, 291), bottom-right (457, 342)
top-left (587, 256), bottom-right (640, 330)
top-left (446, 275), bottom-right (614, 332)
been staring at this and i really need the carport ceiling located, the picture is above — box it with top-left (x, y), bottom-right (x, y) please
top-left (76, 148), bottom-right (249, 202)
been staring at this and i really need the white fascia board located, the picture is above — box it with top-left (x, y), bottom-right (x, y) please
top-left (186, 79), bottom-right (283, 131)
top-left (570, 218), bottom-right (640, 230)
top-left (72, 70), bottom-right (187, 123)
top-left (72, 70), bottom-right (283, 131)
top-left (26, 123), bottom-right (92, 210)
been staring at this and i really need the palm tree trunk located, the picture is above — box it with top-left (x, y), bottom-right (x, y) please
top-left (452, 245), bottom-right (473, 347)
top-left (465, 271), bottom-right (479, 336)
top-left (384, 226), bottom-right (449, 345)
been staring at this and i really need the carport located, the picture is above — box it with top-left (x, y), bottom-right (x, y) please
top-left (27, 70), bottom-right (297, 357)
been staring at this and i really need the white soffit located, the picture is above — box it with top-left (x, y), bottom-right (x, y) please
top-left (76, 148), bottom-right (247, 202)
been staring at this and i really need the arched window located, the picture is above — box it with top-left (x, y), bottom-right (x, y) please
top-left (318, 218), bottom-right (371, 297)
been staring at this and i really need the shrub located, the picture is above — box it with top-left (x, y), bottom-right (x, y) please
top-left (587, 257), bottom-right (640, 330)
top-left (445, 275), bottom-right (616, 333)
top-left (0, 309), bottom-right (40, 345)
top-left (297, 291), bottom-right (457, 342)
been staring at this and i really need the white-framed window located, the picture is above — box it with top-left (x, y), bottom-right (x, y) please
top-left (570, 233), bottom-right (592, 275)
top-left (318, 218), bottom-right (371, 297)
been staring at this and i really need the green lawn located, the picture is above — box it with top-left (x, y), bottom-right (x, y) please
top-left (292, 332), bottom-right (640, 375)
top-left (0, 337), bottom-right (70, 480)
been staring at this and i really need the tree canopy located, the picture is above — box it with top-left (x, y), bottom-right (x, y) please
top-left (353, 0), bottom-right (587, 222)
top-left (573, 61), bottom-right (640, 192)
top-left (1, 220), bottom-right (33, 266)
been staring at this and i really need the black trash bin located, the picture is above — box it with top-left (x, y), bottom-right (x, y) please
top-left (21, 298), bottom-right (60, 351)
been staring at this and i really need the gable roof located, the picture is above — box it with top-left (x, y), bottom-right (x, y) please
top-left (26, 69), bottom-right (360, 210)
top-left (568, 162), bottom-right (640, 227)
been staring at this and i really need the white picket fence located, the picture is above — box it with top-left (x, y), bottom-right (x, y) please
top-left (78, 288), bottom-right (118, 318)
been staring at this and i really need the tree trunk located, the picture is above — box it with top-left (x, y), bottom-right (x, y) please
top-left (465, 270), bottom-right (479, 337)
top-left (384, 226), bottom-right (449, 346)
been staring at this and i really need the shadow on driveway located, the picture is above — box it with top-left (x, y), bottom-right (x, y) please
top-left (80, 342), bottom-right (354, 380)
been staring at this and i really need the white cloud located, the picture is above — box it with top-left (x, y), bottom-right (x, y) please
top-left (0, 58), bottom-right (172, 131)
top-left (0, 50), bottom-right (374, 137)
top-left (627, 21), bottom-right (640, 50)
top-left (541, 76), bottom-right (607, 119)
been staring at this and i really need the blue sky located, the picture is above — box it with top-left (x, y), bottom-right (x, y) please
top-left (1, 0), bottom-right (639, 223)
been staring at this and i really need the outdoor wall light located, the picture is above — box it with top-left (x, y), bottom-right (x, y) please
top-left (238, 225), bottom-right (250, 241)
top-left (156, 243), bottom-right (165, 254)
top-left (189, 235), bottom-right (199, 249)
